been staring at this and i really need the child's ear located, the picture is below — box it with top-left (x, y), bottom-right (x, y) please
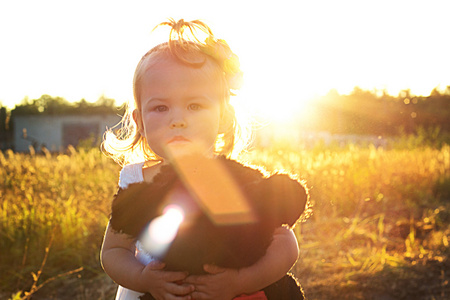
top-left (132, 109), bottom-right (145, 136)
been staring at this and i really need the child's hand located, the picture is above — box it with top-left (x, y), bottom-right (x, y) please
top-left (141, 260), bottom-right (195, 300)
top-left (185, 264), bottom-right (242, 300)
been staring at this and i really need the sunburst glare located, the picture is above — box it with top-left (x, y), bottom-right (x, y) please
top-left (140, 204), bottom-right (185, 257)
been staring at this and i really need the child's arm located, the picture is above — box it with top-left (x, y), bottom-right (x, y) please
top-left (185, 226), bottom-right (299, 300)
top-left (101, 222), bottom-right (195, 299)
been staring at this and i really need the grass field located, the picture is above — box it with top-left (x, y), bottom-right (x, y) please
top-left (1, 142), bottom-right (449, 299)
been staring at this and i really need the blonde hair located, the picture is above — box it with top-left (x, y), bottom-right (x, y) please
top-left (102, 19), bottom-right (248, 166)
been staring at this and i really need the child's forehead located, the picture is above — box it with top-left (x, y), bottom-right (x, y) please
top-left (137, 54), bottom-right (224, 101)
top-left (141, 53), bottom-right (222, 82)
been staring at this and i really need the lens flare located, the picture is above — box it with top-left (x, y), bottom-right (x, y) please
top-left (169, 154), bottom-right (258, 225)
top-left (141, 204), bottom-right (185, 257)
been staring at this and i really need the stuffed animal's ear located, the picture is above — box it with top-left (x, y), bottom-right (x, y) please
top-left (262, 174), bottom-right (308, 227)
top-left (110, 183), bottom-right (150, 237)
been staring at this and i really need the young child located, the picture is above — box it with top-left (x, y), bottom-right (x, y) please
top-left (101, 18), bottom-right (306, 300)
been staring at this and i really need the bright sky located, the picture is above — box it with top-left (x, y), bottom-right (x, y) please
top-left (0, 0), bottom-right (449, 119)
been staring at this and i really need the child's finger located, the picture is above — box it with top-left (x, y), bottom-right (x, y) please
top-left (147, 260), bottom-right (166, 270)
top-left (203, 264), bottom-right (226, 274)
top-left (166, 281), bottom-right (195, 296)
top-left (189, 290), bottom-right (206, 300)
top-left (161, 270), bottom-right (190, 282)
top-left (184, 274), bottom-right (200, 285)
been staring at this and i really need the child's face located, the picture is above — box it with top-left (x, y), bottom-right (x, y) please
top-left (134, 56), bottom-right (223, 160)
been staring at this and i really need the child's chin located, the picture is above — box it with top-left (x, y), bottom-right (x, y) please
top-left (165, 147), bottom-right (197, 160)
top-left (164, 144), bottom-right (212, 161)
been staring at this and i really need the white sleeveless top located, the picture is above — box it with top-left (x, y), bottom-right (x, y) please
top-left (115, 162), bottom-right (155, 300)
top-left (118, 162), bottom-right (145, 189)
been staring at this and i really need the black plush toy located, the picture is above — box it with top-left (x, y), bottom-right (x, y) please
top-left (110, 156), bottom-right (308, 300)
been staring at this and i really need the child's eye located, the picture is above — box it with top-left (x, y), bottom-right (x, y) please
top-left (189, 103), bottom-right (202, 110)
top-left (152, 105), bottom-right (168, 112)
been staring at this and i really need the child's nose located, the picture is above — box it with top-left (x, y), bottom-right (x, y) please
top-left (170, 110), bottom-right (187, 129)
top-left (170, 120), bottom-right (187, 129)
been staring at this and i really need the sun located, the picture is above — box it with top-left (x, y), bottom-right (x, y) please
top-left (225, 36), bottom-right (320, 128)
top-left (235, 69), bottom-right (317, 127)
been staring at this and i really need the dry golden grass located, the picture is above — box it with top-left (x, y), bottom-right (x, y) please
top-left (1, 143), bottom-right (449, 299)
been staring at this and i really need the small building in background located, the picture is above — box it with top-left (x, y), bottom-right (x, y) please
top-left (13, 114), bottom-right (121, 152)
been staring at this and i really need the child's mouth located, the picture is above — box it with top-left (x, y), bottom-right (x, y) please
top-left (168, 136), bottom-right (190, 144)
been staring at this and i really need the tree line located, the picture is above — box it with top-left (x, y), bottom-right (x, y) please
top-left (9, 94), bottom-right (124, 116)
top-left (294, 86), bottom-right (450, 138)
